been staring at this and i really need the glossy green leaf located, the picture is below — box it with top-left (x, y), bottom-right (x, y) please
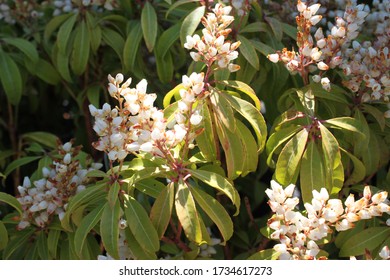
top-left (275, 128), bottom-right (309, 185)
top-left (108, 181), bottom-right (120, 208)
top-left (124, 194), bottom-right (160, 252)
top-left (86, 11), bottom-right (101, 54)
top-left (74, 206), bottom-right (104, 258)
top-left (156, 47), bottom-right (174, 83)
top-left (2, 38), bottom-right (39, 64)
top-left (195, 102), bottom-right (218, 161)
top-left (236, 119), bottom-right (259, 176)
top-left (335, 220), bottom-right (365, 248)
top-left (222, 93), bottom-right (267, 152)
top-left (210, 89), bottom-right (236, 132)
top-left (189, 169), bottom-right (240, 214)
top-left (180, 6), bottom-right (205, 46)
top-left (22, 131), bottom-right (58, 149)
top-left (240, 22), bottom-right (269, 33)
top-left (190, 185), bottom-right (233, 244)
top-left (61, 182), bottom-right (107, 231)
top-left (325, 117), bottom-right (364, 138)
top-left (57, 13), bottom-right (77, 54)
top-left (266, 126), bottom-right (302, 167)
top-left (251, 39), bottom-right (275, 56)
top-left (100, 201), bottom-right (120, 259)
top-left (102, 27), bottom-right (125, 62)
top-left (0, 221), bottom-right (8, 251)
top-left (44, 13), bottom-right (73, 43)
top-left (339, 227), bottom-right (390, 257)
top-left (141, 1), bottom-right (158, 52)
top-left (163, 83), bottom-right (185, 108)
top-left (248, 249), bottom-right (281, 260)
top-left (4, 156), bottom-right (41, 177)
top-left (300, 140), bottom-right (326, 203)
top-left (124, 228), bottom-right (157, 260)
top-left (237, 35), bottom-right (259, 70)
top-left (166, 0), bottom-right (200, 18)
top-left (35, 58), bottom-right (61, 85)
top-left (123, 21), bottom-right (142, 72)
top-left (135, 178), bottom-right (165, 198)
top-left (220, 80), bottom-right (261, 110)
top-left (175, 180), bottom-right (202, 243)
top-left (362, 128), bottom-right (380, 176)
top-left (2, 228), bottom-right (35, 259)
top-left (0, 48), bottom-right (23, 105)
top-left (125, 167), bottom-right (168, 189)
top-left (37, 231), bottom-right (49, 260)
top-left (150, 182), bottom-right (174, 239)
top-left (71, 20), bottom-right (90, 75)
top-left (281, 23), bottom-right (297, 39)
top-left (341, 147), bottom-right (366, 186)
top-left (156, 23), bottom-right (181, 58)
top-left (86, 85), bottom-right (101, 108)
top-left (47, 229), bottom-right (61, 259)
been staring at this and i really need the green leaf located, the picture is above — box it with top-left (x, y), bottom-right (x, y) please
top-left (61, 182), bottom-right (107, 231)
top-left (156, 23), bottom-right (181, 58)
top-left (71, 19), bottom-right (90, 75)
top-left (361, 128), bottom-right (380, 176)
top-left (2, 38), bottom-right (39, 64)
top-left (163, 83), bottom-right (185, 108)
top-left (22, 131), bottom-right (59, 149)
top-left (236, 119), bottom-right (259, 176)
top-left (319, 123), bottom-right (340, 191)
top-left (134, 178), bottom-right (165, 198)
top-left (108, 181), bottom-right (120, 208)
top-left (166, 0), bottom-right (200, 18)
top-left (4, 156), bottom-right (41, 177)
top-left (339, 227), bottom-right (390, 257)
top-left (180, 6), bottom-right (205, 46)
top-left (155, 47), bottom-right (174, 83)
top-left (175, 180), bottom-right (202, 243)
top-left (324, 117), bottom-right (365, 138)
top-left (44, 13), bottom-right (73, 43)
top-left (362, 104), bottom-right (386, 132)
top-left (189, 169), bottom-right (240, 215)
top-left (300, 140), bottom-right (326, 203)
top-left (266, 126), bottom-right (302, 167)
top-left (281, 23), bottom-right (297, 39)
top-left (35, 58), bottom-right (61, 85)
top-left (125, 167), bottom-right (168, 190)
top-left (102, 27), bottom-right (125, 62)
top-left (195, 102), bottom-right (218, 161)
top-left (150, 182), bottom-right (174, 239)
top-left (74, 206), bottom-right (104, 258)
top-left (47, 229), bottom-right (61, 259)
top-left (240, 22), bottom-right (269, 33)
top-left (251, 39), bottom-right (275, 57)
top-left (265, 17), bottom-right (283, 41)
top-left (220, 80), bottom-right (261, 110)
top-left (341, 148), bottom-right (366, 186)
top-left (37, 231), bottom-right (49, 260)
top-left (100, 201), bottom-right (120, 259)
top-left (210, 89), bottom-right (236, 132)
top-left (275, 128), bottom-right (309, 185)
top-left (141, 1), bottom-right (158, 52)
top-left (0, 221), bottom-right (8, 251)
top-left (123, 21), bottom-right (143, 72)
top-left (2, 228), bottom-right (35, 259)
top-left (86, 11), bottom-right (101, 54)
top-left (57, 13), bottom-right (78, 54)
top-left (222, 93), bottom-right (267, 152)
top-left (0, 48), bottom-right (23, 105)
top-left (124, 228), bottom-right (157, 260)
top-left (190, 185), bottom-right (233, 244)
top-left (124, 194), bottom-right (160, 252)
top-left (248, 249), bottom-right (281, 260)
top-left (86, 85), bottom-right (101, 108)
top-left (237, 35), bottom-right (259, 70)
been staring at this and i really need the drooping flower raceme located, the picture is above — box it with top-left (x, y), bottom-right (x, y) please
top-left (89, 72), bottom-right (206, 162)
top-left (266, 180), bottom-right (390, 260)
top-left (16, 142), bottom-right (102, 230)
top-left (184, 3), bottom-right (241, 72)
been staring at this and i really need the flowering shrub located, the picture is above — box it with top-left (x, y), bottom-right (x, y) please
top-left (0, 0), bottom-right (389, 260)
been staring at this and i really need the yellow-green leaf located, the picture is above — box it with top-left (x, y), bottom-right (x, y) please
top-left (180, 6), bottom-right (205, 46)
top-left (100, 201), bottom-right (120, 259)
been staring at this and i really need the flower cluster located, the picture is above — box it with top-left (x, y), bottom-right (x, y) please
top-left (0, 0), bottom-right (45, 24)
top-left (184, 3), bottom-right (240, 72)
top-left (89, 72), bottom-right (205, 162)
top-left (267, 0), bottom-right (368, 91)
top-left (266, 180), bottom-right (390, 260)
top-left (52, 0), bottom-right (118, 16)
top-left (16, 142), bottom-right (102, 230)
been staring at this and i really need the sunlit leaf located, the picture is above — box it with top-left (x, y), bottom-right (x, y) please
top-left (180, 6), bottom-right (205, 46)
top-left (100, 201), bottom-right (120, 259)
top-left (248, 249), bottom-right (281, 260)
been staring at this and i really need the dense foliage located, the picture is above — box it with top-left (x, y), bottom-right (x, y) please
top-left (0, 0), bottom-right (389, 260)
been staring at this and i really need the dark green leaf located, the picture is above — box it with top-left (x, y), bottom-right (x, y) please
top-left (195, 102), bottom-right (218, 161)
top-left (341, 148), bottom-right (366, 185)
top-left (265, 17), bottom-right (283, 41)
top-left (47, 229), bottom-right (61, 259)
top-left (108, 181), bottom-right (120, 208)
top-left (71, 20), bottom-right (90, 75)
top-left (35, 58), bottom-right (61, 85)
top-left (2, 228), bottom-right (35, 259)
top-left (362, 104), bottom-right (386, 131)
top-left (237, 35), bottom-right (259, 70)
top-left (22, 131), bottom-right (59, 149)
top-left (44, 13), bottom-right (73, 43)
top-left (0, 221), bottom-right (8, 251)
top-left (102, 27), bottom-right (125, 62)
top-left (123, 21), bottom-right (142, 72)
top-left (124, 228), bottom-right (157, 260)
top-left (37, 231), bottom-right (49, 260)
top-left (240, 22), bottom-right (269, 33)
top-left (57, 13), bottom-right (78, 54)
top-left (2, 38), bottom-right (39, 64)
top-left (124, 194), bottom-right (160, 252)
top-left (4, 156), bottom-right (41, 177)
top-left (100, 201), bottom-right (120, 259)
top-left (0, 48), bottom-right (23, 105)
top-left (141, 2), bottom-right (158, 52)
